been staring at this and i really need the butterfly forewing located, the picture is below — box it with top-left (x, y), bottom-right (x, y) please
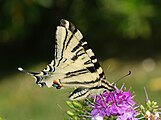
top-left (51, 20), bottom-right (100, 88)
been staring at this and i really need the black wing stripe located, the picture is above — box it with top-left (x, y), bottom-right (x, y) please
top-left (64, 71), bottom-right (89, 78)
top-left (71, 55), bottom-right (78, 61)
top-left (99, 72), bottom-right (104, 78)
top-left (65, 28), bottom-right (77, 49)
top-left (80, 38), bottom-right (85, 44)
top-left (82, 43), bottom-right (89, 51)
top-left (35, 76), bottom-right (42, 84)
top-left (79, 39), bottom-right (106, 80)
top-left (55, 40), bottom-right (58, 59)
top-left (71, 42), bottom-right (82, 52)
top-left (48, 65), bottom-right (54, 72)
top-left (77, 52), bottom-right (85, 57)
top-left (62, 58), bottom-right (67, 63)
top-left (93, 62), bottom-right (100, 69)
top-left (90, 55), bottom-right (97, 61)
top-left (49, 60), bottom-right (56, 72)
top-left (41, 71), bottom-right (48, 75)
top-left (65, 69), bottom-right (88, 75)
top-left (39, 82), bottom-right (46, 87)
top-left (69, 87), bottom-right (89, 100)
top-left (75, 48), bottom-right (84, 56)
top-left (63, 78), bottom-right (99, 85)
top-left (69, 22), bottom-right (76, 33)
top-left (84, 60), bottom-right (92, 65)
top-left (87, 66), bottom-right (96, 73)
top-left (61, 29), bottom-right (68, 58)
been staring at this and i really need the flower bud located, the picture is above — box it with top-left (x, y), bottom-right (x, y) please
top-left (66, 101), bottom-right (74, 109)
top-left (147, 100), bottom-right (151, 106)
top-left (67, 110), bottom-right (75, 117)
top-left (140, 105), bottom-right (145, 111)
top-left (72, 101), bottom-right (82, 109)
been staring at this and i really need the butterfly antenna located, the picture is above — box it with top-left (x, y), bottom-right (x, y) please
top-left (106, 65), bottom-right (111, 72)
top-left (144, 87), bottom-right (149, 102)
top-left (18, 67), bottom-right (39, 76)
top-left (56, 103), bottom-right (65, 112)
top-left (113, 71), bottom-right (131, 85)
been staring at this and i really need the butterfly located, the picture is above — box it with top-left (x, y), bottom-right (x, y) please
top-left (18, 19), bottom-right (115, 100)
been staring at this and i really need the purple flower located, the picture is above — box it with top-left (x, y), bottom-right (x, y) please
top-left (91, 86), bottom-right (138, 120)
top-left (91, 113), bottom-right (104, 120)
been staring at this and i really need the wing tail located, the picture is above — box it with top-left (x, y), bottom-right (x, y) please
top-left (18, 67), bottom-right (47, 87)
top-left (18, 67), bottom-right (39, 75)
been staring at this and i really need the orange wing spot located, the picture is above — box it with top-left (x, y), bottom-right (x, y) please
top-left (53, 80), bottom-right (62, 87)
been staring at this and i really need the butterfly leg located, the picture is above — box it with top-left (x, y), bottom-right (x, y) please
top-left (98, 80), bottom-right (102, 87)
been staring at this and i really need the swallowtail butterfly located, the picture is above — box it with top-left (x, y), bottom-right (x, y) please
top-left (18, 19), bottom-right (115, 100)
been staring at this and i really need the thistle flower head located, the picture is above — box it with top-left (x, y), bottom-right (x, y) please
top-left (91, 86), bottom-right (138, 120)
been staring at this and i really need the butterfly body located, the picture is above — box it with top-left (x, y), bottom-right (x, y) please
top-left (18, 19), bottom-right (115, 100)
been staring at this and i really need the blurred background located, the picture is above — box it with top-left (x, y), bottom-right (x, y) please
top-left (0, 0), bottom-right (161, 119)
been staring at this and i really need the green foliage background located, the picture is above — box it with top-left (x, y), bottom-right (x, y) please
top-left (0, 0), bottom-right (161, 119)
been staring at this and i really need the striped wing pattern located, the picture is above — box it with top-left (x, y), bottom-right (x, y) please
top-left (18, 19), bottom-right (115, 100)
